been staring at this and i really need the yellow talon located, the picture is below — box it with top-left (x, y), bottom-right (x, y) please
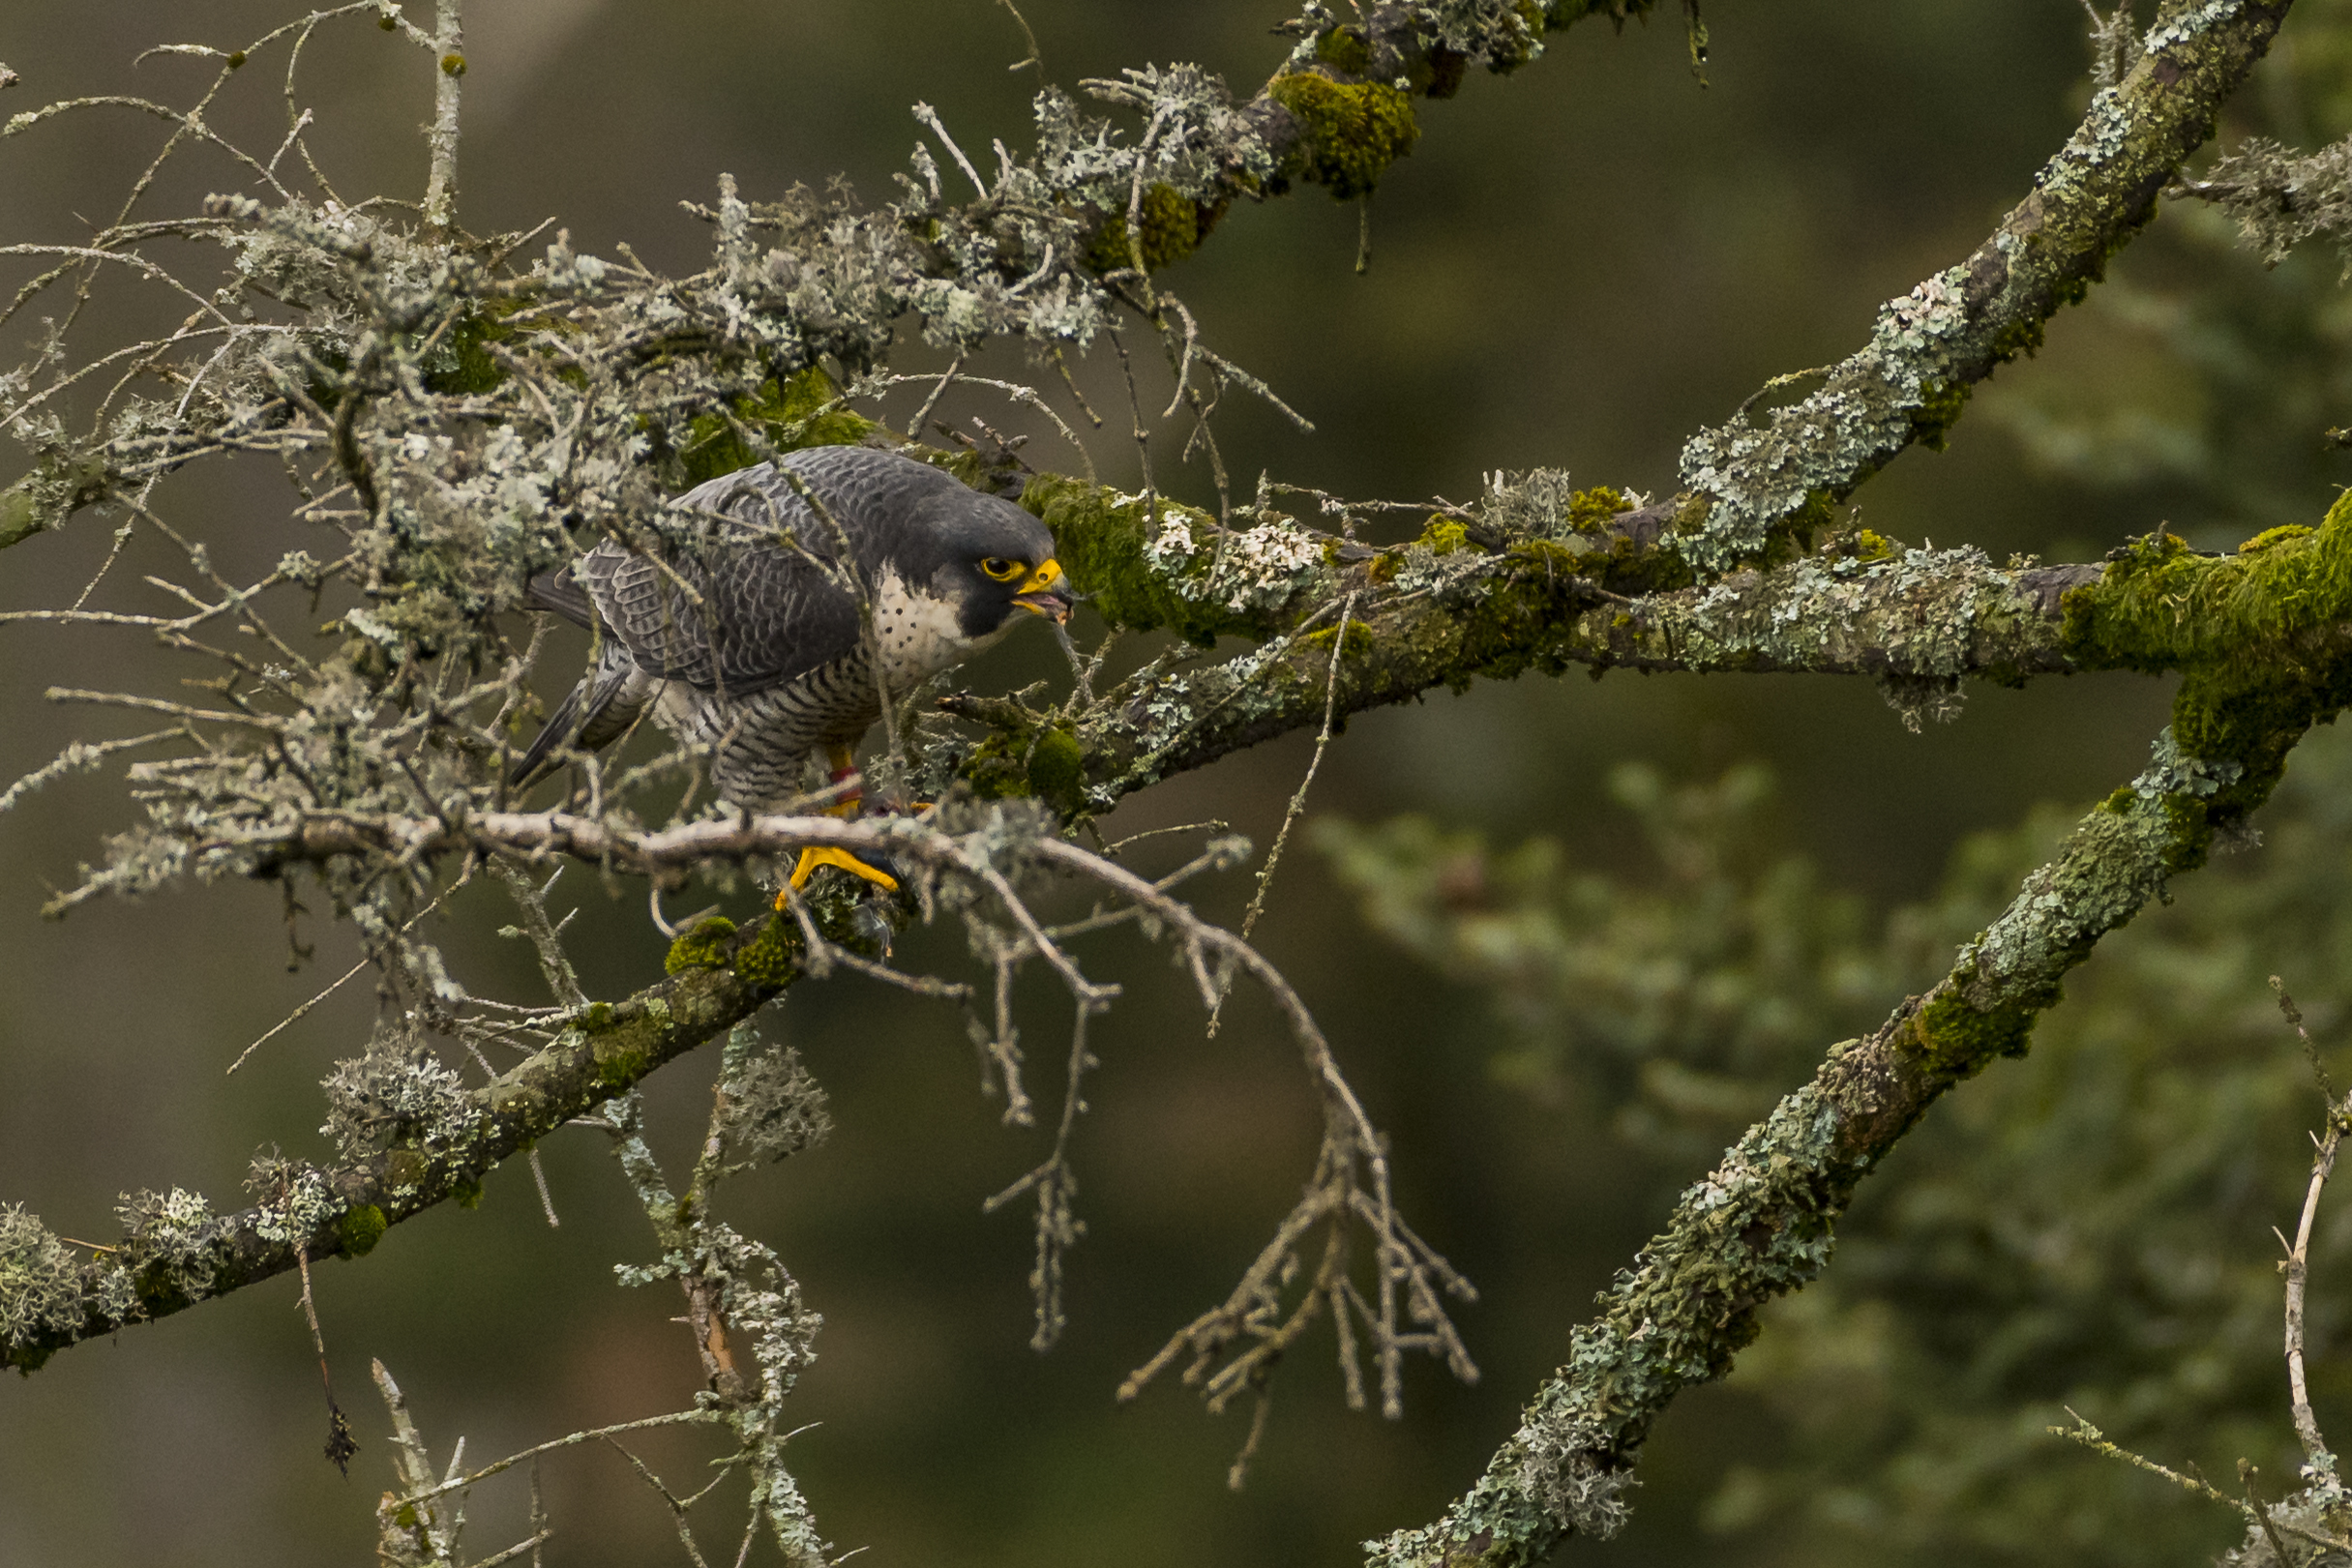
top-left (781, 845), bottom-right (901, 900)
top-left (776, 743), bottom-right (902, 899)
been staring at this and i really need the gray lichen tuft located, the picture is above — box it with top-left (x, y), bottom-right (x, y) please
top-left (320, 1022), bottom-right (485, 1167)
top-left (116, 1188), bottom-right (232, 1302)
top-left (2193, 133), bottom-right (2352, 275)
top-left (718, 1036), bottom-right (833, 1168)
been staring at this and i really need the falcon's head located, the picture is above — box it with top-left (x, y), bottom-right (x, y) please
top-left (900, 488), bottom-right (1075, 638)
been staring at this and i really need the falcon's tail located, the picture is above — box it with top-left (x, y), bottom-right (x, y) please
top-left (508, 656), bottom-right (649, 788)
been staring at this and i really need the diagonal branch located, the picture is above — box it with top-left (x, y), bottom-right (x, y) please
top-left (1673, 0), bottom-right (2294, 571)
top-left (2, 944), bottom-right (781, 1372)
top-left (1366, 653), bottom-right (2352, 1564)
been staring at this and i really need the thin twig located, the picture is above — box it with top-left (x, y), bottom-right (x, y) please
top-left (1209, 594), bottom-right (1355, 1036)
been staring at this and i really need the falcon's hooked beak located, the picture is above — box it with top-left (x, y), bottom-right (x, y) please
top-left (1012, 558), bottom-right (1074, 624)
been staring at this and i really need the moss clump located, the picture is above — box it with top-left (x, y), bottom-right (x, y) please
top-left (339, 1203), bottom-right (388, 1257)
top-left (961, 718), bottom-right (1088, 816)
top-left (1315, 26), bottom-right (1373, 76)
top-left (1266, 73), bottom-right (1420, 199)
top-left (2241, 524), bottom-right (2315, 553)
top-left (2062, 499), bottom-right (2352, 674)
top-left (422, 303), bottom-right (518, 398)
top-left (1566, 486), bottom-right (1629, 533)
top-left (665, 915), bottom-right (738, 975)
top-left (591, 1033), bottom-right (650, 1087)
top-left (1585, 531), bottom-right (1697, 597)
top-left (962, 731), bottom-right (1030, 801)
top-left (452, 1175), bottom-right (484, 1210)
top-left (730, 916), bottom-right (806, 990)
top-left (668, 367), bottom-right (880, 489)
top-left (1911, 990), bottom-right (2039, 1077)
top-left (1850, 528), bottom-right (1896, 563)
top-left (2060, 498), bottom-right (2352, 859)
top-left (1023, 474), bottom-right (1293, 644)
top-left (1419, 518), bottom-right (1473, 556)
top-left (2165, 671), bottom-right (2341, 860)
top-left (1084, 184), bottom-right (1204, 276)
top-left (1311, 23), bottom-right (1475, 95)
top-left (1303, 621), bottom-right (1377, 660)
top-left (1025, 725), bottom-right (1087, 817)
top-left (1910, 379), bottom-right (1971, 451)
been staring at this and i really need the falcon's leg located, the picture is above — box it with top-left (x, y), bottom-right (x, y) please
top-left (784, 742), bottom-right (900, 897)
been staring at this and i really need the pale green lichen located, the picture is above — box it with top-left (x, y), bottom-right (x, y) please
top-left (247, 1153), bottom-right (342, 1248)
top-left (718, 1039), bottom-right (833, 1167)
top-left (1645, 544), bottom-right (2054, 679)
top-left (116, 1188), bottom-right (231, 1301)
top-left (0, 1205), bottom-right (91, 1348)
top-left (1026, 474), bottom-right (1334, 643)
top-left (319, 1028), bottom-right (485, 1163)
top-left (1677, 269), bottom-right (1974, 573)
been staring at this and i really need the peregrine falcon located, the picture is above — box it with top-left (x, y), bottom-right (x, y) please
top-left (511, 445), bottom-right (1073, 888)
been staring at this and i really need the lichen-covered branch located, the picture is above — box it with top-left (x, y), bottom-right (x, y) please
top-left (1, 940), bottom-right (780, 1371)
top-left (421, 1), bottom-right (462, 235)
top-left (1674, 0), bottom-right (2290, 571)
top-left (1047, 515), bottom-right (2107, 807)
top-left (0, 0), bottom-right (1651, 560)
top-left (1060, 509), bottom-right (2352, 808)
top-left (5, 803), bottom-right (1459, 1420)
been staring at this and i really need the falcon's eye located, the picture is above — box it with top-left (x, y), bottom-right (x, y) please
top-left (977, 557), bottom-right (1025, 581)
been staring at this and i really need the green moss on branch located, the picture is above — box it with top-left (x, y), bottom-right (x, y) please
top-left (1266, 72), bottom-right (1420, 198)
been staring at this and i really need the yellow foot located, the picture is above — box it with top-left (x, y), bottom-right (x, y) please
top-left (782, 845), bottom-right (901, 900)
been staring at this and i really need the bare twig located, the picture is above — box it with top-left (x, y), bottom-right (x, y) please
top-left (2276, 978), bottom-right (2344, 1469)
top-left (423, 0), bottom-right (464, 233)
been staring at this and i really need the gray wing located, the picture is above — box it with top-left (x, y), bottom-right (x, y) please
top-left (585, 448), bottom-right (955, 696)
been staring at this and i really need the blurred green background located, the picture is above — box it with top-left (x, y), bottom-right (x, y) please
top-left (7, 2), bottom-right (2352, 1564)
